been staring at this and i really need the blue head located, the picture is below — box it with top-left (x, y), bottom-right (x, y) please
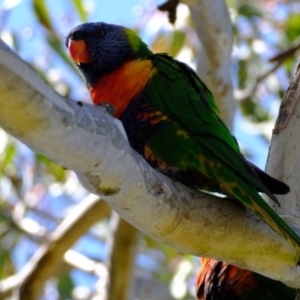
top-left (66, 22), bottom-right (152, 87)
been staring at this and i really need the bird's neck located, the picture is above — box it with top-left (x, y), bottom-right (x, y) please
top-left (89, 59), bottom-right (156, 118)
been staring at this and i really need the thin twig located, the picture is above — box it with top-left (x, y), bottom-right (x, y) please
top-left (237, 39), bottom-right (300, 103)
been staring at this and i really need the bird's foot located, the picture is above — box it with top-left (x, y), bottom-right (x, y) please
top-left (97, 103), bottom-right (115, 116)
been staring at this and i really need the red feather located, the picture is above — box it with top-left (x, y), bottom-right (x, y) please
top-left (89, 59), bottom-right (156, 118)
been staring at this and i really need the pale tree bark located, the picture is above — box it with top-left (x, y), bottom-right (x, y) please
top-left (1, 25), bottom-right (300, 295)
top-left (184, 0), bottom-right (235, 128)
top-left (266, 61), bottom-right (300, 233)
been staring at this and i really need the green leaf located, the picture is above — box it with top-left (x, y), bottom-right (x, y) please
top-left (32, 0), bottom-right (53, 32)
top-left (238, 59), bottom-right (248, 89)
top-left (285, 14), bottom-right (300, 42)
top-left (283, 57), bottom-right (295, 77)
top-left (72, 0), bottom-right (88, 22)
top-left (238, 4), bottom-right (262, 19)
top-left (169, 30), bottom-right (185, 57)
top-left (57, 273), bottom-right (74, 299)
top-left (0, 143), bottom-right (16, 173)
top-left (240, 98), bottom-right (271, 123)
top-left (35, 153), bottom-right (67, 182)
top-left (0, 249), bottom-right (15, 279)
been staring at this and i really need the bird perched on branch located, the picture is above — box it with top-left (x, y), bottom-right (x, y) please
top-left (196, 258), bottom-right (297, 300)
top-left (66, 22), bottom-right (300, 251)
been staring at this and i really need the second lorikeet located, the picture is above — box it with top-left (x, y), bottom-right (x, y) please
top-left (66, 22), bottom-right (300, 252)
top-left (196, 258), bottom-right (297, 299)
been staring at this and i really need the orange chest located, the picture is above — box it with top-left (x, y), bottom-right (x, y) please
top-left (89, 59), bottom-right (156, 118)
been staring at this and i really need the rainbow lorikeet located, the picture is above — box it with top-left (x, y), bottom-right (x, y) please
top-left (66, 22), bottom-right (300, 251)
top-left (196, 258), bottom-right (297, 299)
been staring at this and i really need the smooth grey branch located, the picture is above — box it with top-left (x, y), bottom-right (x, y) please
top-left (0, 40), bottom-right (299, 287)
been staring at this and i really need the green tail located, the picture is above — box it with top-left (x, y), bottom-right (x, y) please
top-left (236, 179), bottom-right (300, 252)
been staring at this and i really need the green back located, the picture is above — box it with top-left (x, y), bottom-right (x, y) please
top-left (145, 54), bottom-right (275, 201)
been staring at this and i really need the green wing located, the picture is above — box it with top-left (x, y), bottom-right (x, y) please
top-left (145, 54), bottom-right (300, 251)
top-left (146, 54), bottom-right (276, 202)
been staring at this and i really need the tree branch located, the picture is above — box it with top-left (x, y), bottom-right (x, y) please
top-left (102, 214), bottom-right (140, 300)
top-left (236, 38), bottom-right (300, 103)
top-left (0, 194), bottom-right (110, 299)
top-left (266, 60), bottom-right (300, 233)
top-left (183, 0), bottom-right (235, 128)
top-left (0, 211), bottom-right (172, 300)
top-left (0, 39), bottom-right (300, 287)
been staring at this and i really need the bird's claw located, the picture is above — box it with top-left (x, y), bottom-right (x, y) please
top-left (97, 103), bottom-right (115, 116)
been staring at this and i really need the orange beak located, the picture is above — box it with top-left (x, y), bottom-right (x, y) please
top-left (68, 39), bottom-right (91, 64)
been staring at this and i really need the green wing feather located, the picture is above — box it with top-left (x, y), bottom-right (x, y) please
top-left (148, 54), bottom-right (273, 199)
top-left (145, 54), bottom-right (300, 250)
